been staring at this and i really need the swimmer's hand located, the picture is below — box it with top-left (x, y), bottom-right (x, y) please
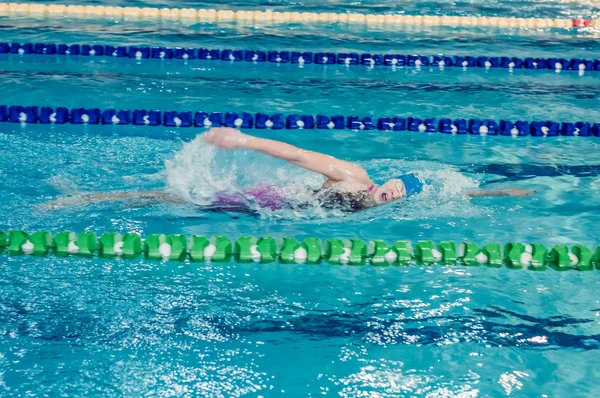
top-left (467, 188), bottom-right (536, 197)
top-left (203, 127), bottom-right (250, 149)
top-left (506, 189), bottom-right (537, 197)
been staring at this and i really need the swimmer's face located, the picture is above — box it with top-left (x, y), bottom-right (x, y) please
top-left (373, 179), bottom-right (406, 204)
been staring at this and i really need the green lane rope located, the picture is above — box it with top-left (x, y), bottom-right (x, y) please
top-left (1, 230), bottom-right (599, 271)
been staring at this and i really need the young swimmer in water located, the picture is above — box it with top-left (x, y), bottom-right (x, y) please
top-left (44, 127), bottom-right (535, 212)
top-left (201, 127), bottom-right (535, 209)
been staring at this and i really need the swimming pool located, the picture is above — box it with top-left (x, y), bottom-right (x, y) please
top-left (1, 0), bottom-right (600, 396)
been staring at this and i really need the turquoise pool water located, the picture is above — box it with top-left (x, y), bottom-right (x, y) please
top-left (1, 0), bottom-right (600, 396)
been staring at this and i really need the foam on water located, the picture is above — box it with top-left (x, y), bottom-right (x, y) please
top-left (164, 136), bottom-right (225, 205)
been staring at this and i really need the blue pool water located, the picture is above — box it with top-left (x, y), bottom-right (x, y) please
top-left (2, 0), bottom-right (600, 396)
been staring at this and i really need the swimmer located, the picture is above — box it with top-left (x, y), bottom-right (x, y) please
top-left (202, 127), bottom-right (535, 208)
top-left (44, 127), bottom-right (535, 212)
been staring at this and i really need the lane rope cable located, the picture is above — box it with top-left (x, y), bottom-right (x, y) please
top-left (2, 230), bottom-right (599, 271)
top-left (2, 41), bottom-right (599, 74)
top-left (1, 104), bottom-right (599, 137)
top-left (0, 3), bottom-right (593, 30)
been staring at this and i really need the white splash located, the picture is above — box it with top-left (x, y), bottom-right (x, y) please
top-left (164, 135), bottom-right (234, 205)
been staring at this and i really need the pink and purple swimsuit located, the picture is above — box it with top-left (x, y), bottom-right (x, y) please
top-left (212, 186), bottom-right (288, 211)
top-left (211, 184), bottom-right (375, 212)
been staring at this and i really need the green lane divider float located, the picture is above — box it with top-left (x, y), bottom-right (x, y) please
top-left (1, 230), bottom-right (600, 271)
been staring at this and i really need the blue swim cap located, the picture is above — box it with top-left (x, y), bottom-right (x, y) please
top-left (398, 174), bottom-right (427, 197)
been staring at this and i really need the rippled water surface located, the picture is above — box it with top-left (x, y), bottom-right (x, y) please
top-left (1, 1), bottom-right (600, 396)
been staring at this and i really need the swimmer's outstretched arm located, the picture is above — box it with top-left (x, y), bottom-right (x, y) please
top-left (204, 127), bottom-right (372, 185)
top-left (466, 189), bottom-right (536, 197)
top-left (42, 190), bottom-right (183, 210)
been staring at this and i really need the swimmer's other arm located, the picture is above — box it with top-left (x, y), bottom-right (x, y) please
top-left (204, 127), bottom-right (371, 184)
top-left (466, 189), bottom-right (536, 197)
top-left (42, 190), bottom-right (182, 210)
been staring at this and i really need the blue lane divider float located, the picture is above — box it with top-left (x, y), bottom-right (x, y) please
top-left (1, 105), bottom-right (599, 137)
top-left (0, 42), bottom-right (599, 73)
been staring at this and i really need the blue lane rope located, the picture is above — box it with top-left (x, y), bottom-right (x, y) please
top-left (1, 105), bottom-right (598, 137)
top-left (1, 42), bottom-right (599, 73)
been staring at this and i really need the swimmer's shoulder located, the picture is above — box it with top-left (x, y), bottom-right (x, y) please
top-left (322, 179), bottom-right (371, 193)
